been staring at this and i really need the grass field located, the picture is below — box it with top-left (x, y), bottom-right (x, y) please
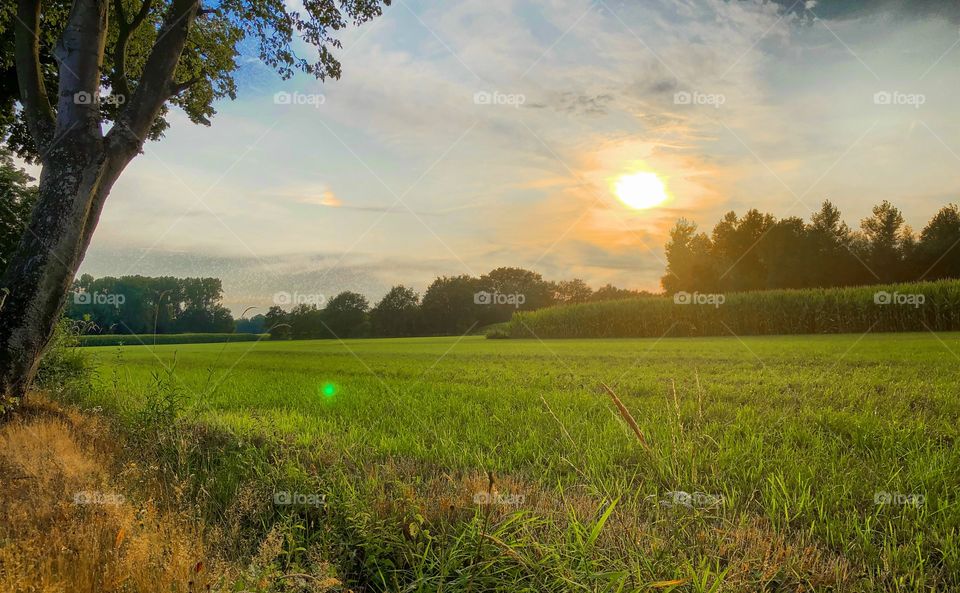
top-left (79, 333), bottom-right (960, 592)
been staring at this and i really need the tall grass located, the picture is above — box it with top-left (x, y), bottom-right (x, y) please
top-left (508, 279), bottom-right (960, 338)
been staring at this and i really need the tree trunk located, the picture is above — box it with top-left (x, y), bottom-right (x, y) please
top-left (2, 0), bottom-right (197, 411)
top-left (0, 137), bottom-right (123, 407)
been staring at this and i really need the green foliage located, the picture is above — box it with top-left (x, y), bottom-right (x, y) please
top-left (511, 279), bottom-right (960, 339)
top-left (66, 274), bottom-right (235, 334)
top-left (35, 318), bottom-right (93, 398)
top-left (662, 200), bottom-right (960, 294)
top-left (323, 291), bottom-right (370, 338)
top-left (0, 146), bottom-right (37, 275)
top-left (0, 0), bottom-right (392, 161)
top-left (484, 326), bottom-right (511, 339)
top-left (370, 285), bottom-right (420, 337)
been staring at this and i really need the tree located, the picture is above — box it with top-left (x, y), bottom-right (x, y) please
top-left (553, 278), bottom-right (592, 305)
top-left (710, 209), bottom-right (775, 292)
top-left (63, 274), bottom-right (234, 333)
top-left (860, 200), bottom-right (906, 282)
top-left (661, 219), bottom-right (717, 294)
top-left (0, 0), bottom-right (391, 406)
top-left (590, 284), bottom-right (649, 302)
top-left (264, 306), bottom-right (289, 340)
top-left (758, 217), bottom-right (812, 289)
top-left (419, 275), bottom-right (483, 335)
top-left (235, 313), bottom-right (265, 334)
top-left (0, 147), bottom-right (37, 275)
top-left (914, 204), bottom-right (960, 280)
top-left (370, 285), bottom-right (419, 337)
top-left (807, 200), bottom-right (865, 287)
top-left (322, 291), bottom-right (369, 338)
top-left (477, 267), bottom-right (554, 324)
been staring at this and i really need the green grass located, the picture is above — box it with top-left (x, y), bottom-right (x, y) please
top-left (79, 333), bottom-right (960, 592)
top-left (76, 332), bottom-right (267, 347)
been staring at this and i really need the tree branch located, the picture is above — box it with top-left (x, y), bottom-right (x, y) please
top-left (108, 0), bottom-right (199, 158)
top-left (14, 0), bottom-right (55, 154)
top-left (53, 0), bottom-right (110, 141)
top-left (111, 0), bottom-right (154, 100)
top-left (169, 75), bottom-right (202, 96)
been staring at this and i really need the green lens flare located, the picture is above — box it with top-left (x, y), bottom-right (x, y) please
top-left (321, 383), bottom-right (336, 398)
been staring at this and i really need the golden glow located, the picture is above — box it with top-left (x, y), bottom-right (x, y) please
top-left (614, 172), bottom-right (669, 210)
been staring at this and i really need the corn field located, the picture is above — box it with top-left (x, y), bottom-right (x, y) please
top-left (508, 280), bottom-right (960, 338)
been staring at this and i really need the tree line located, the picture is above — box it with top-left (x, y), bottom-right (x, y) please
top-left (662, 200), bottom-right (960, 294)
top-left (67, 275), bottom-right (235, 334)
top-left (265, 268), bottom-right (652, 339)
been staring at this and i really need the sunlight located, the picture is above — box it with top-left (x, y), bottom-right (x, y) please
top-left (614, 172), bottom-right (669, 210)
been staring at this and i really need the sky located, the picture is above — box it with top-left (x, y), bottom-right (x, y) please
top-left (71, 0), bottom-right (960, 314)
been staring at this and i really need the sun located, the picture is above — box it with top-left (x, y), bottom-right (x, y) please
top-left (614, 172), bottom-right (669, 210)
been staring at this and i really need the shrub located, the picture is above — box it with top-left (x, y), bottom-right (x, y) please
top-left (36, 318), bottom-right (94, 399)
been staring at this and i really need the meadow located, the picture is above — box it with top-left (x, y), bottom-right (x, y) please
top-left (78, 333), bottom-right (960, 592)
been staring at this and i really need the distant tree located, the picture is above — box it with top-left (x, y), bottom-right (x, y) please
top-left (758, 217), bottom-right (812, 289)
top-left (322, 291), bottom-right (370, 338)
top-left (553, 278), bottom-right (593, 304)
top-left (264, 306), bottom-right (290, 340)
top-left (914, 204), bottom-right (960, 280)
top-left (711, 209), bottom-right (776, 292)
top-left (370, 285), bottom-right (419, 337)
top-left (590, 284), bottom-right (651, 302)
top-left (0, 147), bottom-right (37, 276)
top-left (287, 304), bottom-right (325, 339)
top-left (807, 200), bottom-right (864, 287)
top-left (662, 219), bottom-right (717, 294)
top-left (477, 267), bottom-right (554, 324)
top-left (64, 275), bottom-right (234, 334)
top-left (235, 313), bottom-right (266, 334)
top-left (860, 200), bottom-right (907, 281)
top-left (419, 275), bottom-right (484, 335)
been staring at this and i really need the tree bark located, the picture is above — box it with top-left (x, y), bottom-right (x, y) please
top-left (0, 142), bottom-right (121, 402)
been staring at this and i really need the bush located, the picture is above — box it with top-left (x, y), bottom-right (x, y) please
top-left (509, 279), bottom-right (960, 338)
top-left (36, 318), bottom-right (94, 398)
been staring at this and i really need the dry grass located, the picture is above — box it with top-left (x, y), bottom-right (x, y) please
top-left (0, 398), bottom-right (217, 593)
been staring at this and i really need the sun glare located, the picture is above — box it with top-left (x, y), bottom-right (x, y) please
top-left (614, 172), bottom-right (669, 210)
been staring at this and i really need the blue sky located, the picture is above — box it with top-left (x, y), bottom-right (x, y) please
top-left (71, 0), bottom-right (960, 313)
